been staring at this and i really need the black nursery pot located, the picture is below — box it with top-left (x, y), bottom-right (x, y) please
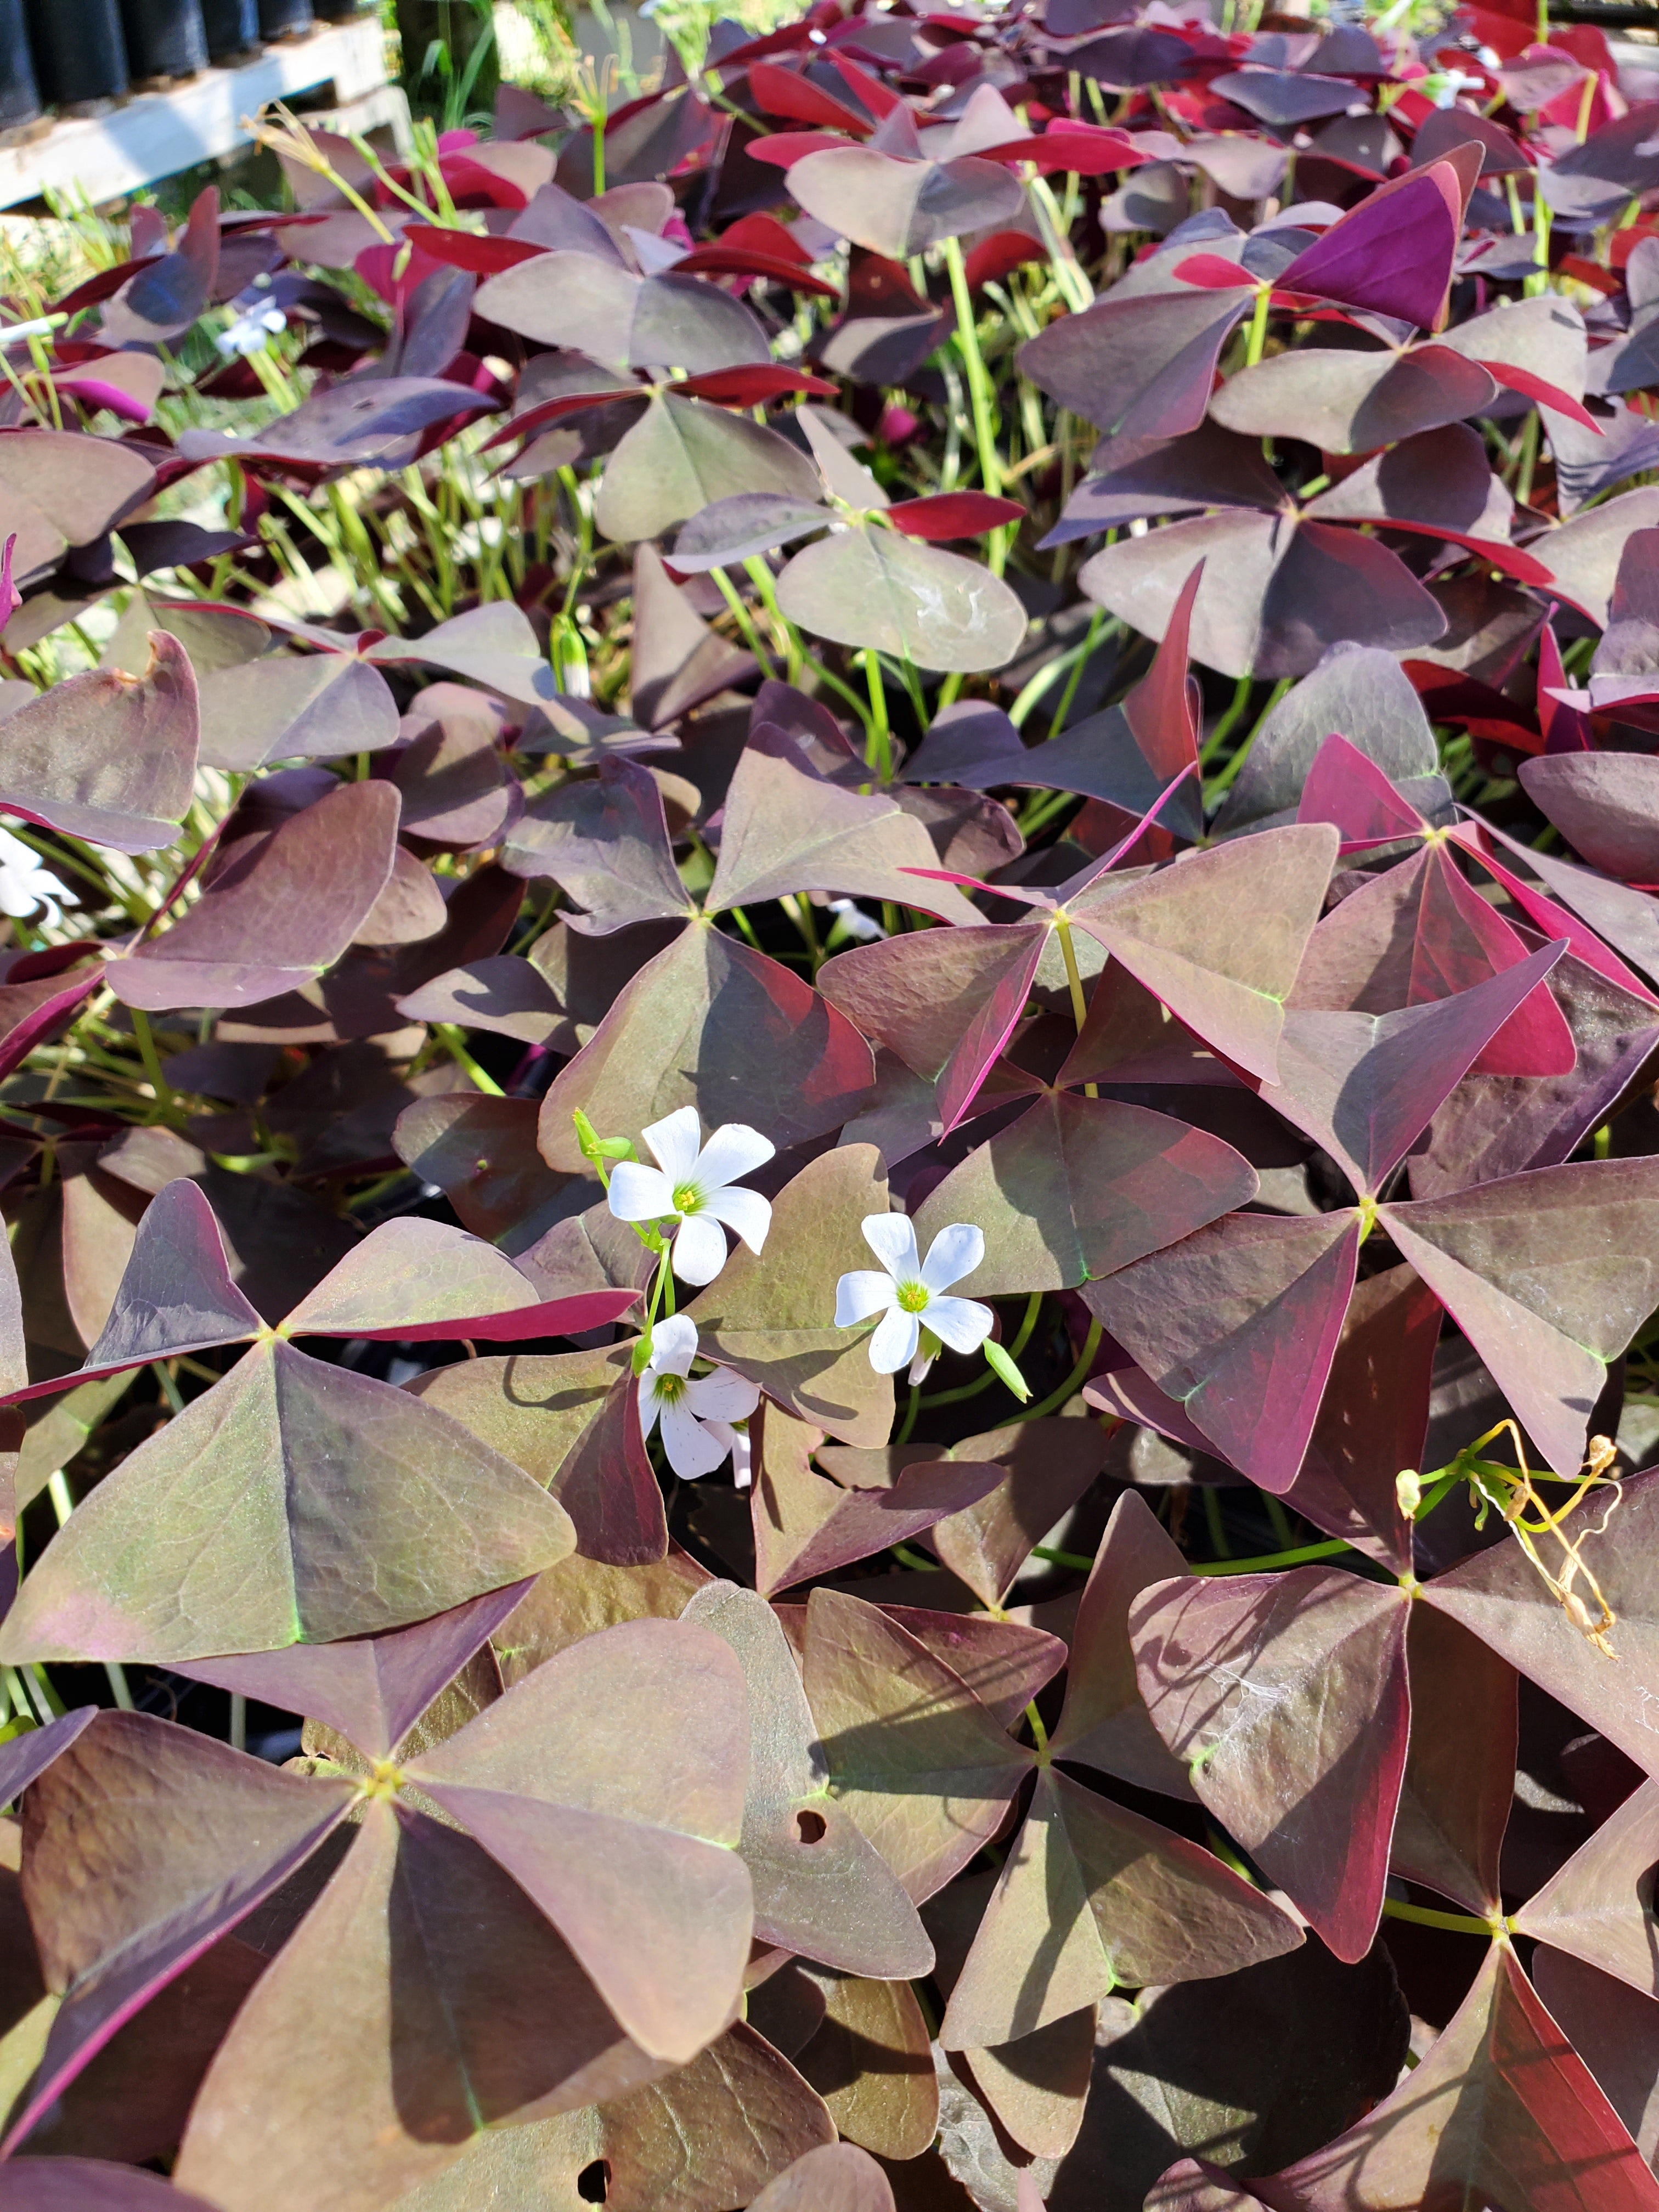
top-left (0, 0), bottom-right (42, 129)
top-left (256, 0), bottom-right (313, 35)
top-left (312, 0), bottom-right (360, 16)
top-left (121, 0), bottom-right (209, 76)
top-left (25, 0), bottom-right (130, 105)
top-left (200, 0), bottom-right (259, 55)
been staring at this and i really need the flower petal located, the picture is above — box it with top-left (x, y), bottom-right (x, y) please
top-left (607, 1161), bottom-right (678, 1224)
top-left (701, 1184), bottom-right (771, 1255)
top-left (693, 1121), bottom-right (775, 1192)
top-left (648, 1313), bottom-right (699, 1378)
top-left (921, 1222), bottom-right (985, 1294)
top-left (861, 1212), bottom-right (919, 1282)
top-left (672, 1212), bottom-right (730, 1286)
top-left (729, 1427), bottom-right (752, 1490)
top-left (868, 1304), bottom-right (920, 1375)
top-left (703, 1419), bottom-right (740, 1473)
top-left (921, 1294), bottom-right (994, 1356)
top-left (660, 1400), bottom-right (730, 1479)
top-left (642, 1105), bottom-right (702, 1183)
top-left (686, 1367), bottom-right (761, 1421)
top-left (637, 1375), bottom-right (663, 1439)
top-left (836, 1270), bottom-right (898, 1328)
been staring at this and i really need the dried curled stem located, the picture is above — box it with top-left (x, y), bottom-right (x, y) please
top-left (241, 104), bottom-right (396, 245)
top-left (1470, 1421), bottom-right (1623, 1658)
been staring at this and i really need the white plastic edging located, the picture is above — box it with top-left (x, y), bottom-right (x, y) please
top-left (0, 18), bottom-right (409, 211)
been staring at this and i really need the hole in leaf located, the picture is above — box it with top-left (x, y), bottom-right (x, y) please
top-left (577, 2160), bottom-right (610, 2203)
top-left (793, 1808), bottom-right (828, 1844)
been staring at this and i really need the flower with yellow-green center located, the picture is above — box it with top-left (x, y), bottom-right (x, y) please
top-left (637, 1316), bottom-right (760, 1480)
top-left (607, 1106), bottom-right (775, 1286)
top-left (834, 1216), bottom-right (992, 1379)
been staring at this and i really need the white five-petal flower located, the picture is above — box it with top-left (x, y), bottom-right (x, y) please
top-left (216, 302), bottom-right (287, 356)
top-left (638, 1315), bottom-right (761, 1480)
top-left (834, 1215), bottom-right (993, 1376)
top-left (607, 1106), bottom-right (775, 1286)
top-left (0, 830), bottom-right (70, 930)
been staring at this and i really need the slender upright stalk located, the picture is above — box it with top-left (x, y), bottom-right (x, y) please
top-left (1245, 283), bottom-right (1272, 367)
top-left (864, 652), bottom-right (892, 782)
top-left (941, 237), bottom-right (1006, 519)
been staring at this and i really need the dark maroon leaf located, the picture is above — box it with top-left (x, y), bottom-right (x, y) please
top-left (366, 603), bottom-right (561, 709)
top-left (0, 2162), bottom-right (223, 2210)
top-left (172, 1584), bottom-right (532, 1760)
top-left (786, 146), bottom-right (1025, 257)
top-left (922, 1417), bottom-right (1110, 1610)
top-left (802, 1584), bottom-right (1033, 1902)
top-left (912, 1089), bottom-right (1258, 1293)
top-left (1380, 1159), bottom-right (1659, 1478)
top-left (475, 254), bottom-right (771, 373)
top-left (1068, 825), bottom-right (1339, 1082)
top-left (1219, 643), bottom-right (1444, 835)
top-left (502, 753), bottom-right (694, 931)
top-left (819, 922), bottom-right (1049, 1134)
top-left (1078, 509), bottom-right (1447, 680)
top-left (0, 1337), bottom-right (578, 1663)
top-left (1043, 422), bottom-right (1284, 545)
top-left (751, 1403), bottom-right (1003, 1594)
top-left (400, 1616), bottom-right (754, 2063)
top-left (1281, 1266), bottom-right (1435, 1575)
top-left (707, 728), bottom-right (980, 921)
top-left (106, 780), bottom-right (401, 1011)
top-left (280, 1214), bottom-right (639, 1341)
top-left (1048, 1489), bottom-right (1196, 1798)
top-left (629, 543), bottom-right (758, 727)
top-left (383, 2016), bottom-right (832, 2211)
top-left (383, 710), bottom-right (514, 847)
top-left (1084, 1209), bottom-right (1363, 1489)
top-left (0, 1703), bottom-right (95, 1806)
top-left (1408, 943), bottom-right (1659, 1199)
top-left (177, 377), bottom-right (498, 469)
top-left (1521, 754), bottom-right (1659, 885)
top-left (1019, 287), bottom-right (1252, 441)
top-left (1208, 69), bottom-right (1355, 125)
top-left (1252, 945), bottom-right (1568, 1197)
top-left (410, 1347), bottom-right (670, 1566)
top-left (537, 927), bottom-right (874, 1174)
top-left (886, 493), bottom-right (1027, 540)
top-left (776, 523), bottom-right (1029, 674)
top-left (1511, 1778), bottom-right (1659, 1994)
top-left (2, 1178), bottom-right (261, 1407)
top-left (1131, 1567), bottom-right (1412, 1960)
top-left (596, 392), bottom-right (824, 544)
top-left (1530, 1947), bottom-right (1659, 2164)
top-left (0, 633), bottom-right (198, 853)
top-left (6, 1712), bottom-right (356, 2154)
top-left (172, 1796), bottom-right (665, 2212)
top-left (395, 955), bottom-right (567, 1046)
top-left (1276, 154), bottom-right (1477, 331)
top-left (1212, 347), bottom-right (1487, 458)
top-left (1251, 1940), bottom-right (1659, 2208)
top-left (670, 490), bottom-right (833, 573)
top-left (1391, 1604), bottom-right (1516, 1917)
top-left (0, 430), bottom-right (156, 588)
top-left (939, 1763), bottom-right (1302, 2045)
top-left (682, 1578), bottom-right (933, 1976)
